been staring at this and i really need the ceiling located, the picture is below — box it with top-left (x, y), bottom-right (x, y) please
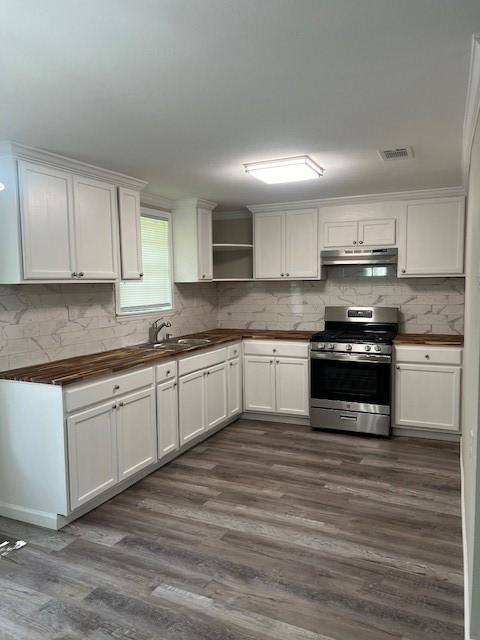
top-left (1, 0), bottom-right (479, 208)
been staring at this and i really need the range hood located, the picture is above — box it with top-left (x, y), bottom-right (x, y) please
top-left (321, 247), bottom-right (398, 266)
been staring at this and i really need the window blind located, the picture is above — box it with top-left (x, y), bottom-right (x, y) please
top-left (119, 215), bottom-right (173, 313)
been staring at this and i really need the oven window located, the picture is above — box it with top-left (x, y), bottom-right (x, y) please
top-left (311, 358), bottom-right (391, 406)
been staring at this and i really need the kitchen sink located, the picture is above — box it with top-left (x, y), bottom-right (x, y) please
top-left (164, 337), bottom-right (211, 347)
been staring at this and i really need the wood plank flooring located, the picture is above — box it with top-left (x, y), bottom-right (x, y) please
top-left (0, 420), bottom-right (463, 640)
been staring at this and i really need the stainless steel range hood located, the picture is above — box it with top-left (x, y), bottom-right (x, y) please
top-left (321, 247), bottom-right (398, 266)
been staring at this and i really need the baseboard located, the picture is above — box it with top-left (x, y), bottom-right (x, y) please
top-left (392, 426), bottom-right (461, 442)
top-left (241, 411), bottom-right (310, 426)
top-left (0, 502), bottom-right (60, 529)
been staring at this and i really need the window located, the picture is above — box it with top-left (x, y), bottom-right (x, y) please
top-left (117, 210), bottom-right (173, 315)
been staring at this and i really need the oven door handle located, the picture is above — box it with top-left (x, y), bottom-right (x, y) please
top-left (310, 352), bottom-right (391, 363)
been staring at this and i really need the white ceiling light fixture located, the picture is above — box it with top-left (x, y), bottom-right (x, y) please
top-left (243, 155), bottom-right (324, 184)
top-left (0, 182), bottom-right (5, 191)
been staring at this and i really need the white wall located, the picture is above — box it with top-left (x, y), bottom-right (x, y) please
top-left (463, 112), bottom-right (480, 640)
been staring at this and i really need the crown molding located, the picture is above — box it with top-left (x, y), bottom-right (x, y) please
top-left (247, 185), bottom-right (465, 213)
top-left (462, 34), bottom-right (480, 187)
top-left (140, 190), bottom-right (173, 211)
top-left (172, 197), bottom-right (217, 211)
top-left (214, 209), bottom-right (251, 220)
top-left (0, 141), bottom-right (148, 190)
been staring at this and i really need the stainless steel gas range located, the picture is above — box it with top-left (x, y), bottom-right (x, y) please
top-left (310, 306), bottom-right (399, 437)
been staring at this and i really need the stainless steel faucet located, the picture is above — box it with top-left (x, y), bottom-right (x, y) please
top-left (149, 318), bottom-right (172, 344)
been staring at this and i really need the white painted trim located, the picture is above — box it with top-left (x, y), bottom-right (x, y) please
top-left (461, 445), bottom-right (472, 640)
top-left (247, 186), bottom-right (465, 213)
top-left (140, 191), bottom-right (173, 211)
top-left (392, 426), bottom-right (461, 441)
top-left (0, 141), bottom-right (148, 190)
top-left (0, 502), bottom-right (60, 529)
top-left (462, 34), bottom-right (480, 188)
top-left (173, 197), bottom-right (217, 212)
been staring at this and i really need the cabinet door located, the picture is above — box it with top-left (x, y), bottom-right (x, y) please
top-left (323, 221), bottom-right (358, 248)
top-left (67, 401), bottom-right (117, 510)
top-left (400, 198), bottom-right (465, 276)
top-left (284, 209), bottom-right (318, 278)
top-left (178, 369), bottom-right (205, 444)
top-left (73, 176), bottom-right (118, 280)
top-left (198, 207), bottom-right (213, 280)
top-left (117, 388), bottom-right (157, 481)
top-left (244, 356), bottom-right (276, 412)
top-left (18, 161), bottom-right (75, 279)
top-left (358, 218), bottom-right (396, 247)
top-left (254, 213), bottom-right (284, 278)
top-left (275, 358), bottom-right (309, 416)
top-left (118, 187), bottom-right (143, 280)
top-left (205, 362), bottom-right (228, 431)
top-left (157, 378), bottom-right (179, 458)
top-left (227, 357), bottom-right (242, 417)
top-left (395, 364), bottom-right (461, 431)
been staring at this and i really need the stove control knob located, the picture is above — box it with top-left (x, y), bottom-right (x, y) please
top-left (365, 345), bottom-right (371, 352)
top-left (374, 345), bottom-right (381, 352)
top-left (327, 343), bottom-right (335, 350)
top-left (346, 344), bottom-right (352, 351)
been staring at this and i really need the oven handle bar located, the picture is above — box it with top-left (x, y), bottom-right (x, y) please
top-left (310, 352), bottom-right (391, 364)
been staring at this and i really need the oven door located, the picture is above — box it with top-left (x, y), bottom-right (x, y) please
top-left (310, 352), bottom-right (391, 414)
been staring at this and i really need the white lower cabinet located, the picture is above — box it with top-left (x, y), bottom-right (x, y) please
top-left (244, 347), bottom-right (309, 417)
top-left (179, 369), bottom-right (206, 444)
top-left (156, 378), bottom-right (179, 458)
top-left (116, 388), bottom-right (157, 481)
top-left (205, 363), bottom-right (228, 431)
top-left (275, 357), bottom-right (309, 416)
top-left (394, 345), bottom-right (462, 432)
top-left (244, 356), bottom-right (276, 412)
top-left (227, 357), bottom-right (242, 416)
top-left (395, 363), bottom-right (461, 432)
top-left (67, 401), bottom-right (118, 510)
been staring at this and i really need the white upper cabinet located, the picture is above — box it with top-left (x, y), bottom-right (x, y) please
top-left (323, 220), bottom-right (358, 248)
top-left (284, 209), bottom-right (318, 278)
top-left (19, 161), bottom-right (75, 279)
top-left (0, 142), bottom-right (147, 284)
top-left (118, 187), bottom-right (143, 280)
top-left (254, 209), bottom-right (318, 279)
top-left (172, 198), bottom-right (217, 282)
top-left (73, 176), bottom-right (118, 280)
top-left (320, 202), bottom-right (401, 249)
top-left (254, 212), bottom-right (284, 279)
top-left (197, 207), bottom-right (213, 280)
top-left (358, 218), bottom-right (396, 247)
top-left (399, 198), bottom-right (465, 277)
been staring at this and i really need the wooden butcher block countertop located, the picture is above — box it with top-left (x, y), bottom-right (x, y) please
top-left (0, 328), bottom-right (315, 386)
top-left (394, 334), bottom-right (464, 346)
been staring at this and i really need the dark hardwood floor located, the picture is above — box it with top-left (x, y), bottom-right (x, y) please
top-left (0, 420), bottom-right (463, 640)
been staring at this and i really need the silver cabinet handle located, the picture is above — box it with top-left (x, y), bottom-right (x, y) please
top-left (401, 269), bottom-right (406, 274)
top-left (118, 401), bottom-right (124, 407)
top-left (270, 359), bottom-right (273, 364)
top-left (78, 272), bottom-right (84, 277)
top-left (139, 272), bottom-right (144, 277)
top-left (72, 272), bottom-right (77, 278)
top-left (359, 240), bottom-right (364, 245)
top-left (229, 362), bottom-right (233, 366)
top-left (396, 366), bottom-right (400, 370)
top-left (112, 403), bottom-right (117, 409)
top-left (286, 273), bottom-right (290, 276)
top-left (276, 359), bottom-right (279, 363)
top-left (113, 384), bottom-right (120, 391)
top-left (166, 370), bottom-right (171, 376)
top-left (273, 348), bottom-right (277, 353)
top-left (353, 241), bottom-right (357, 245)
top-left (340, 415), bottom-right (357, 421)
top-left (173, 382), bottom-right (177, 388)
top-left (425, 354), bottom-right (430, 359)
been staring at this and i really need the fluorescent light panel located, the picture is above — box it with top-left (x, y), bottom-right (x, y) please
top-left (244, 155), bottom-right (324, 184)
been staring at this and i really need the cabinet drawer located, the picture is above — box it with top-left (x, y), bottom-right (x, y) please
top-left (243, 340), bottom-right (309, 358)
top-left (395, 345), bottom-right (462, 366)
top-left (227, 343), bottom-right (241, 359)
top-left (155, 360), bottom-right (177, 382)
top-left (65, 367), bottom-right (154, 413)
top-left (178, 347), bottom-right (227, 377)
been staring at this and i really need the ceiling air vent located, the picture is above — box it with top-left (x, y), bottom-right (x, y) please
top-left (378, 147), bottom-right (414, 161)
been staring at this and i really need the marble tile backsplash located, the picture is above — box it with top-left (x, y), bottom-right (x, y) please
top-left (0, 276), bottom-right (465, 372)
top-left (0, 283), bottom-right (217, 371)
top-left (216, 277), bottom-right (465, 334)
